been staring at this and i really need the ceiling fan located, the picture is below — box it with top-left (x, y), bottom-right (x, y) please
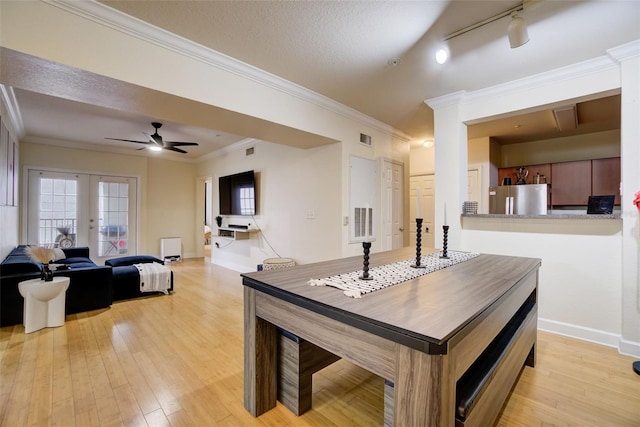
top-left (105, 122), bottom-right (199, 154)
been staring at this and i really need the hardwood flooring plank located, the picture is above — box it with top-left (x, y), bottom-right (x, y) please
top-left (1, 258), bottom-right (638, 426)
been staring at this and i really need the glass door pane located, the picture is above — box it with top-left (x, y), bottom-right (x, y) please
top-left (38, 177), bottom-right (78, 247)
top-left (27, 170), bottom-right (89, 247)
top-left (98, 181), bottom-right (129, 256)
top-left (90, 175), bottom-right (137, 264)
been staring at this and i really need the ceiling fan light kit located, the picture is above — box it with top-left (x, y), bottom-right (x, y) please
top-left (105, 122), bottom-right (199, 154)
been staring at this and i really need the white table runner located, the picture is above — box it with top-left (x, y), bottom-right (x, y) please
top-left (308, 251), bottom-right (480, 298)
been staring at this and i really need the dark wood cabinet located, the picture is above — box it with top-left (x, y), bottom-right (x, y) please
top-left (551, 160), bottom-right (592, 205)
top-left (497, 157), bottom-right (620, 207)
top-left (592, 157), bottom-right (621, 204)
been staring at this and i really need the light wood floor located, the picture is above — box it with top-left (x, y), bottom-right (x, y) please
top-left (1, 258), bottom-right (639, 426)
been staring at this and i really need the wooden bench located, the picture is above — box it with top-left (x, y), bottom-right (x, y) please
top-left (277, 329), bottom-right (340, 415)
top-left (273, 267), bottom-right (538, 426)
top-left (383, 294), bottom-right (537, 426)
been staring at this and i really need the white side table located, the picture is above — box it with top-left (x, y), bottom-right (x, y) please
top-left (18, 277), bottom-right (70, 333)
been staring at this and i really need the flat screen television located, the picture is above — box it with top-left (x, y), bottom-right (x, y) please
top-left (219, 170), bottom-right (256, 216)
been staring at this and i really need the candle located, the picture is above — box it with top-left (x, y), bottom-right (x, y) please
top-left (364, 204), bottom-right (370, 241)
top-left (416, 188), bottom-right (421, 218)
top-left (444, 203), bottom-right (447, 226)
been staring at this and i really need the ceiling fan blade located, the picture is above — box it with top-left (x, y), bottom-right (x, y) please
top-left (165, 146), bottom-right (188, 154)
top-left (165, 141), bottom-right (199, 147)
top-left (105, 137), bottom-right (152, 145)
top-left (142, 132), bottom-right (162, 146)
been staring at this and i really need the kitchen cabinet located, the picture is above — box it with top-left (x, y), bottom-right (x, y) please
top-left (551, 160), bottom-right (591, 206)
top-left (592, 157), bottom-right (621, 204)
top-left (497, 157), bottom-right (620, 207)
top-left (498, 164), bottom-right (551, 185)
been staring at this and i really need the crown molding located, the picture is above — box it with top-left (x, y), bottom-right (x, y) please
top-left (425, 40), bottom-right (640, 111)
top-left (607, 39), bottom-right (640, 63)
top-left (44, 0), bottom-right (401, 139)
top-left (424, 91), bottom-right (466, 110)
top-left (0, 85), bottom-right (25, 138)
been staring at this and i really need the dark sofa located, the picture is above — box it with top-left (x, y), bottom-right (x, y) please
top-left (0, 245), bottom-right (113, 327)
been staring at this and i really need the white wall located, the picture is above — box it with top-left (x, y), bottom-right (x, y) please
top-left (18, 142), bottom-right (201, 259)
top-left (427, 44), bottom-right (640, 356)
top-left (500, 129), bottom-right (620, 167)
top-left (0, 0), bottom-right (408, 270)
top-left (198, 140), bottom-right (343, 271)
top-left (463, 217), bottom-right (622, 344)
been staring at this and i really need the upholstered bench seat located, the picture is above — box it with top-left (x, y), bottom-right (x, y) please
top-left (106, 255), bottom-right (174, 301)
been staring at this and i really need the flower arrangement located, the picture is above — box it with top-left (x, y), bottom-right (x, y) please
top-left (634, 191), bottom-right (640, 215)
top-left (25, 246), bottom-right (54, 264)
top-left (25, 246), bottom-right (54, 281)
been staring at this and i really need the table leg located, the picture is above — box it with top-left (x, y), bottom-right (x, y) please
top-left (244, 287), bottom-right (278, 416)
top-left (394, 345), bottom-right (454, 426)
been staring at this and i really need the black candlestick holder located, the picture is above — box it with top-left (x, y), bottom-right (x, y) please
top-left (440, 225), bottom-right (449, 259)
top-left (359, 241), bottom-right (373, 280)
top-left (411, 218), bottom-right (426, 268)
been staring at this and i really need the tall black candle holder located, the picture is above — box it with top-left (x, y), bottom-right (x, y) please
top-left (411, 218), bottom-right (426, 268)
top-left (359, 241), bottom-right (373, 280)
top-left (440, 225), bottom-right (449, 259)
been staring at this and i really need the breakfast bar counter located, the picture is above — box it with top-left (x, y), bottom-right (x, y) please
top-left (242, 247), bottom-right (541, 426)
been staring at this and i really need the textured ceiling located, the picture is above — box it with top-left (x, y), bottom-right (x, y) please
top-left (3, 0), bottom-right (639, 158)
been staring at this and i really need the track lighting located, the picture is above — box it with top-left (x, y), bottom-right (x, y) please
top-left (507, 12), bottom-right (530, 48)
top-left (440, 1), bottom-right (534, 59)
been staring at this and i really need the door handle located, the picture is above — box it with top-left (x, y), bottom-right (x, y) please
top-left (425, 227), bottom-right (429, 232)
top-left (399, 227), bottom-right (404, 232)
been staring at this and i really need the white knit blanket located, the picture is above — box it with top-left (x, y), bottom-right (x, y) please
top-left (135, 262), bottom-right (171, 294)
top-left (308, 251), bottom-right (479, 298)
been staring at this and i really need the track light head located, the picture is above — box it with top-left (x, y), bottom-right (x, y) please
top-left (507, 12), bottom-right (530, 48)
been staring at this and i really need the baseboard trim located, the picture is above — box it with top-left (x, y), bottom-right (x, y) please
top-left (211, 258), bottom-right (254, 273)
top-left (539, 317), bottom-right (640, 358)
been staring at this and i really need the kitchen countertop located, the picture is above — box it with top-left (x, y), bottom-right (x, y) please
top-left (462, 213), bottom-right (621, 220)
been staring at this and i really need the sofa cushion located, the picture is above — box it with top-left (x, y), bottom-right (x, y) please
top-left (0, 258), bottom-right (41, 275)
top-left (62, 257), bottom-right (96, 266)
top-left (106, 255), bottom-right (163, 267)
top-left (0, 246), bottom-right (42, 275)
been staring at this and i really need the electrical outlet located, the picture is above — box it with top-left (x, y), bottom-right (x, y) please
top-left (305, 210), bottom-right (316, 219)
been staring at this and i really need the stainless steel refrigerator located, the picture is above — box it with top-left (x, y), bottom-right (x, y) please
top-left (489, 184), bottom-right (549, 215)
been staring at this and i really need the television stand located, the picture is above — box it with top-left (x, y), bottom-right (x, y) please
top-left (218, 227), bottom-right (253, 240)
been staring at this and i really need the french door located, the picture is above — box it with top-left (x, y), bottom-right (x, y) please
top-left (27, 170), bottom-right (137, 264)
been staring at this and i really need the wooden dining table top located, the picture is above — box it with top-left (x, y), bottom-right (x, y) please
top-left (242, 247), bottom-right (541, 353)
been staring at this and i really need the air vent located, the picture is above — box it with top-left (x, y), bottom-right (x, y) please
top-left (359, 133), bottom-right (372, 147)
top-left (246, 147), bottom-right (255, 156)
top-left (354, 206), bottom-right (372, 238)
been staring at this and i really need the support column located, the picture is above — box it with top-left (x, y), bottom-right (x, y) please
top-left (610, 41), bottom-right (640, 357)
top-left (426, 92), bottom-right (468, 251)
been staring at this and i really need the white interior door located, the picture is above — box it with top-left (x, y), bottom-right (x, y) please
top-left (410, 174), bottom-right (435, 249)
top-left (381, 160), bottom-right (404, 250)
top-left (89, 175), bottom-right (137, 265)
